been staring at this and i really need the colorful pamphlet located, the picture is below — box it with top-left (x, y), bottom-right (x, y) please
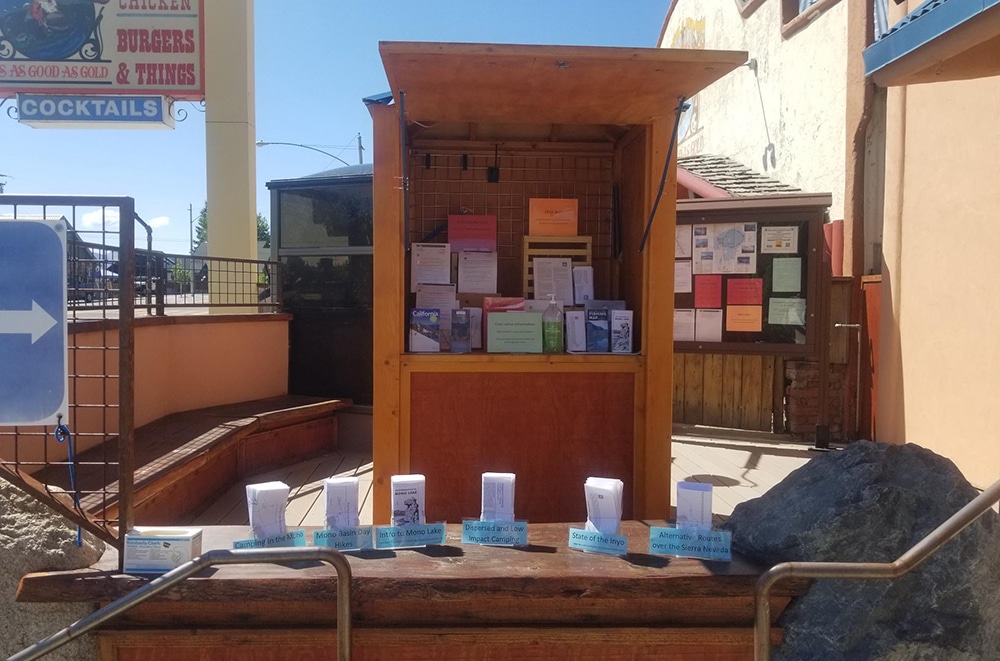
top-left (451, 308), bottom-right (471, 353)
top-left (409, 308), bottom-right (441, 352)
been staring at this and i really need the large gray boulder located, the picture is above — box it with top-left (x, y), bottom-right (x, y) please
top-left (721, 442), bottom-right (1000, 661)
top-left (0, 477), bottom-right (104, 660)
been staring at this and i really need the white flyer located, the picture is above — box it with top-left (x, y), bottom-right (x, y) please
top-left (676, 481), bottom-right (713, 530)
top-left (246, 481), bottom-right (290, 540)
top-left (323, 476), bottom-right (360, 529)
top-left (533, 257), bottom-right (575, 306)
top-left (481, 472), bottom-right (516, 522)
top-left (410, 243), bottom-right (452, 292)
top-left (761, 226), bottom-right (798, 254)
top-left (584, 476), bottom-right (623, 536)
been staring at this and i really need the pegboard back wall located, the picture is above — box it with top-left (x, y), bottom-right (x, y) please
top-left (408, 152), bottom-right (614, 297)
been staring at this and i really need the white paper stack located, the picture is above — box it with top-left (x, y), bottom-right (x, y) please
top-left (246, 481), bottom-right (290, 540)
top-left (323, 476), bottom-right (360, 529)
top-left (391, 474), bottom-right (426, 526)
top-left (584, 477), bottom-right (624, 536)
top-left (481, 472), bottom-right (516, 522)
top-left (676, 481), bottom-right (713, 530)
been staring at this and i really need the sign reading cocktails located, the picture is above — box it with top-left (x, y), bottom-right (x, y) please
top-left (0, 0), bottom-right (204, 100)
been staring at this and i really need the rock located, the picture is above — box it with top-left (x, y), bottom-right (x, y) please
top-left (721, 442), bottom-right (1000, 661)
top-left (0, 476), bottom-right (105, 660)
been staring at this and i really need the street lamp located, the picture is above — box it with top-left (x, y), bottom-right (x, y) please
top-left (255, 140), bottom-right (352, 167)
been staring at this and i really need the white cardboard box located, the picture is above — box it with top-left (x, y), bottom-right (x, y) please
top-left (123, 527), bottom-right (203, 574)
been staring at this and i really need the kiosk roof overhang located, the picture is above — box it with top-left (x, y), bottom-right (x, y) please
top-left (379, 41), bottom-right (747, 127)
top-left (864, 0), bottom-right (1000, 86)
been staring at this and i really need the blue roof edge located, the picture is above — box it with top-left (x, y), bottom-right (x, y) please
top-left (863, 0), bottom-right (990, 79)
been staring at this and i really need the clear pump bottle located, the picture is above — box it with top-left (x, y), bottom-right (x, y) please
top-left (542, 294), bottom-right (564, 354)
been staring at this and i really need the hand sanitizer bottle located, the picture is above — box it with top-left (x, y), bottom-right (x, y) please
top-left (542, 294), bottom-right (564, 354)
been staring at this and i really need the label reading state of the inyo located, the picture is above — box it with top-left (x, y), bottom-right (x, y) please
top-left (567, 527), bottom-right (628, 556)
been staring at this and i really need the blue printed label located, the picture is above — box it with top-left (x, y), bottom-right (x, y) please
top-left (373, 523), bottom-right (447, 549)
top-left (648, 526), bottom-right (732, 562)
top-left (461, 520), bottom-right (528, 546)
top-left (313, 526), bottom-right (374, 551)
top-left (233, 529), bottom-right (307, 550)
top-left (567, 527), bottom-right (628, 556)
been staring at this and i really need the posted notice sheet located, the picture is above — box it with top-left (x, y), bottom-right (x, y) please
top-left (674, 308), bottom-right (695, 342)
top-left (695, 309), bottom-right (723, 342)
top-left (458, 251), bottom-right (498, 294)
top-left (411, 243), bottom-right (452, 292)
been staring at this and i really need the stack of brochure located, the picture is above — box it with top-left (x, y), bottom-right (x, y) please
top-left (323, 476), bottom-right (360, 529)
top-left (391, 474), bottom-right (426, 526)
top-left (481, 472), bottom-right (516, 522)
top-left (246, 481), bottom-right (290, 540)
top-left (584, 477), bottom-right (624, 536)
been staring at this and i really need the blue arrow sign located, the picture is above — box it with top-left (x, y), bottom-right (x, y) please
top-left (0, 219), bottom-right (67, 426)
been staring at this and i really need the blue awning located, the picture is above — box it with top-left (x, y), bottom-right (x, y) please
top-left (864, 0), bottom-right (1000, 86)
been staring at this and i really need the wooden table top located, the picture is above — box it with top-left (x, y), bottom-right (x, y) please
top-left (18, 522), bottom-right (805, 605)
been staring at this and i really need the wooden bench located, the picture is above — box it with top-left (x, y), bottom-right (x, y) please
top-left (36, 395), bottom-right (352, 526)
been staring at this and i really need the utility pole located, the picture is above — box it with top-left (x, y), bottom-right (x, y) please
top-left (357, 133), bottom-right (364, 165)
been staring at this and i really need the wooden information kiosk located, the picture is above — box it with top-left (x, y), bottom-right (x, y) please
top-left (369, 42), bottom-right (746, 523)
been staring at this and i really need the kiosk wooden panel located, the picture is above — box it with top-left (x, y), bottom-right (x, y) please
top-left (370, 42), bottom-right (746, 524)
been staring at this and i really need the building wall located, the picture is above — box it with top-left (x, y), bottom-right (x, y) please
top-left (662, 1), bottom-right (848, 220)
top-left (4, 317), bottom-right (290, 466)
top-left (135, 317), bottom-right (288, 427)
top-left (879, 75), bottom-right (1000, 488)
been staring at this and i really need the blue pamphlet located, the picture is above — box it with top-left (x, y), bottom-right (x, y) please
top-left (313, 526), bottom-right (374, 551)
top-left (567, 527), bottom-right (628, 556)
top-left (462, 520), bottom-right (528, 546)
top-left (374, 523), bottom-right (447, 549)
top-left (648, 526), bottom-right (732, 562)
top-left (233, 529), bottom-right (306, 550)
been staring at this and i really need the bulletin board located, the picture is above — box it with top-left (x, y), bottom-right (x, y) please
top-left (673, 196), bottom-right (828, 358)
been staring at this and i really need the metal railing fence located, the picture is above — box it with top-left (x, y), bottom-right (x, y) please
top-left (0, 194), bottom-right (280, 555)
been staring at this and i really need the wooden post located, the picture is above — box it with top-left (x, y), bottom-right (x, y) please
top-left (369, 102), bottom-right (405, 524)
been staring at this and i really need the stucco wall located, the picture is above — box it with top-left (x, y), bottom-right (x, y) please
top-left (135, 317), bottom-right (288, 427)
top-left (662, 1), bottom-right (848, 219)
top-left (2, 316), bottom-right (289, 467)
top-left (879, 76), bottom-right (1000, 489)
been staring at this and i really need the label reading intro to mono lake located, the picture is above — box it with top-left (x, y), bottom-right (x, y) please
top-left (461, 520), bottom-right (528, 546)
top-left (313, 527), bottom-right (374, 551)
top-left (567, 527), bottom-right (628, 556)
top-left (648, 526), bottom-right (732, 562)
top-left (232, 529), bottom-right (306, 550)
top-left (373, 523), bottom-right (446, 549)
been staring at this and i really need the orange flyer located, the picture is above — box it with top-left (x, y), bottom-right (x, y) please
top-left (528, 198), bottom-right (578, 236)
top-left (725, 305), bottom-right (763, 333)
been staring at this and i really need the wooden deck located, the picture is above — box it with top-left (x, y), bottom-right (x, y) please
top-left (185, 425), bottom-right (815, 527)
top-left (183, 450), bottom-right (374, 528)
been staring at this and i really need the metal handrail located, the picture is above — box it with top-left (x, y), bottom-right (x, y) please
top-left (755, 476), bottom-right (1000, 660)
top-left (8, 547), bottom-right (354, 661)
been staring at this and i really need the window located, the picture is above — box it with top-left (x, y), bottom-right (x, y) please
top-left (782, 0), bottom-right (841, 38)
top-left (734, 0), bottom-right (766, 18)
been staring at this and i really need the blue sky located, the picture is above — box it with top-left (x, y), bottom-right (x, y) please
top-left (0, 1), bottom-right (669, 254)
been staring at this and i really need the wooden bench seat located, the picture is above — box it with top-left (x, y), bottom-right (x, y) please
top-left (36, 395), bottom-right (352, 526)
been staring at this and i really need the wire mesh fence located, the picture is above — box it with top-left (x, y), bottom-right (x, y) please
top-left (0, 194), bottom-right (281, 549)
